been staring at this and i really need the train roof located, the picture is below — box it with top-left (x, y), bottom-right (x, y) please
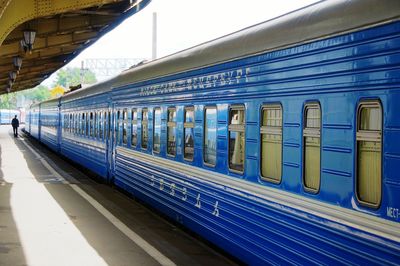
top-left (61, 76), bottom-right (117, 102)
top-left (40, 97), bottom-right (60, 107)
top-left (114, 0), bottom-right (400, 88)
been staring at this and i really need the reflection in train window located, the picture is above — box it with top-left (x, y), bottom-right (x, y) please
top-left (303, 103), bottom-right (321, 193)
top-left (131, 109), bottom-right (138, 147)
top-left (153, 108), bottom-right (161, 153)
top-left (184, 106), bottom-right (195, 161)
top-left (94, 112), bottom-right (98, 138)
top-left (260, 104), bottom-right (282, 183)
top-left (99, 112), bottom-right (103, 140)
top-left (123, 108), bottom-right (128, 145)
top-left (204, 107), bottom-right (217, 166)
top-left (356, 101), bottom-right (382, 208)
top-left (81, 113), bottom-right (85, 135)
top-left (116, 110), bottom-right (121, 144)
top-left (142, 108), bottom-right (148, 149)
top-left (90, 112), bottom-right (94, 137)
top-left (167, 107), bottom-right (177, 156)
top-left (70, 114), bottom-right (73, 133)
top-left (229, 105), bottom-right (245, 173)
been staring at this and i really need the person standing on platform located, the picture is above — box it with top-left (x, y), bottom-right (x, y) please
top-left (11, 115), bottom-right (19, 137)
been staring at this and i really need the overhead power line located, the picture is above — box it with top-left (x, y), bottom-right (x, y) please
top-left (84, 58), bottom-right (147, 78)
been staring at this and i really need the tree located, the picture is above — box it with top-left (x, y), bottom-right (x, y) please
top-left (21, 85), bottom-right (51, 103)
top-left (0, 93), bottom-right (17, 109)
top-left (53, 67), bottom-right (97, 88)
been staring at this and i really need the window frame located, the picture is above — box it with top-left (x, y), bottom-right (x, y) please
top-left (131, 108), bottom-right (138, 148)
top-left (141, 108), bottom-right (149, 150)
top-left (122, 108), bottom-right (128, 145)
top-left (90, 112), bottom-right (94, 138)
top-left (183, 106), bottom-right (195, 161)
top-left (167, 107), bottom-right (177, 157)
top-left (153, 107), bottom-right (161, 153)
top-left (86, 112), bottom-right (89, 137)
top-left (355, 100), bottom-right (383, 209)
top-left (69, 113), bottom-right (73, 133)
top-left (203, 106), bottom-right (217, 167)
top-left (302, 102), bottom-right (321, 194)
top-left (98, 111), bottom-right (103, 140)
top-left (81, 113), bottom-right (85, 135)
top-left (228, 104), bottom-right (246, 174)
top-left (94, 112), bottom-right (98, 138)
top-left (260, 103), bottom-right (283, 184)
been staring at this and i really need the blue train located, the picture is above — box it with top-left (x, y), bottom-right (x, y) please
top-left (26, 0), bottom-right (400, 264)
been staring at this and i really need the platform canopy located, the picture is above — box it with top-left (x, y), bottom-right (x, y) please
top-left (0, 0), bottom-right (151, 95)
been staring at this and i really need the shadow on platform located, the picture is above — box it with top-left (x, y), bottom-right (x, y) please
top-left (8, 128), bottom-right (235, 265)
top-left (0, 133), bottom-right (28, 266)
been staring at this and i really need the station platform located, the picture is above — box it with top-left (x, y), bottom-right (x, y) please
top-left (0, 125), bottom-right (236, 266)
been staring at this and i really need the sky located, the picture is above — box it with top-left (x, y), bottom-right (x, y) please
top-left (44, 0), bottom-right (320, 84)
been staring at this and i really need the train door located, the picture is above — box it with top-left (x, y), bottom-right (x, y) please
top-left (38, 104), bottom-right (42, 141)
top-left (106, 104), bottom-right (114, 183)
top-left (111, 107), bottom-right (121, 181)
top-left (57, 100), bottom-right (61, 152)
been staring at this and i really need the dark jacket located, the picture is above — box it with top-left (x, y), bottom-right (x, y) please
top-left (11, 118), bottom-right (19, 128)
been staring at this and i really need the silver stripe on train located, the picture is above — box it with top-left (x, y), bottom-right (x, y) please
top-left (117, 147), bottom-right (400, 243)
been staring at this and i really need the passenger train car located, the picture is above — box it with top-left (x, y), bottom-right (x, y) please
top-left (25, 0), bottom-right (400, 264)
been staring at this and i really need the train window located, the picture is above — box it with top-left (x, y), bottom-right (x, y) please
top-left (167, 107), bottom-right (177, 156)
top-left (141, 108), bottom-right (148, 149)
top-left (76, 113), bottom-right (79, 134)
top-left (81, 113), bottom-right (85, 135)
top-left (74, 114), bottom-right (77, 134)
top-left (131, 109), bottom-right (138, 147)
top-left (65, 114), bottom-right (68, 132)
top-left (204, 107), bottom-right (217, 166)
top-left (98, 112), bottom-right (102, 139)
top-left (104, 111), bottom-right (107, 139)
top-left (69, 114), bottom-right (74, 133)
top-left (184, 106), bottom-right (195, 161)
top-left (90, 112), bottom-right (94, 137)
top-left (123, 109), bottom-right (128, 145)
top-left (79, 113), bottom-right (82, 135)
top-left (153, 108), bottom-right (161, 153)
top-left (356, 101), bottom-right (382, 207)
top-left (94, 112), bottom-right (98, 138)
top-left (303, 103), bottom-right (321, 193)
top-left (83, 113), bottom-right (86, 136)
top-left (86, 112), bottom-right (90, 136)
top-left (260, 104), bottom-right (282, 183)
top-left (116, 110), bottom-right (121, 144)
top-left (229, 105), bottom-right (245, 173)
top-left (107, 111), bottom-right (111, 140)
